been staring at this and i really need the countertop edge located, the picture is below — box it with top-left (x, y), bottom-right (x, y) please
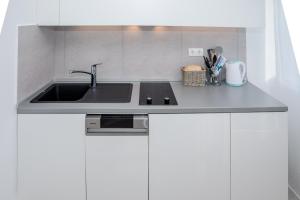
top-left (17, 107), bottom-right (288, 115)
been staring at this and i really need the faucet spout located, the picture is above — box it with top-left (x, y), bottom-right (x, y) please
top-left (71, 63), bottom-right (102, 88)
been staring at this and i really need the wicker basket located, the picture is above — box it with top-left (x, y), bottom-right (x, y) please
top-left (182, 65), bottom-right (206, 86)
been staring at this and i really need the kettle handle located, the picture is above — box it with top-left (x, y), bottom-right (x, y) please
top-left (239, 62), bottom-right (247, 84)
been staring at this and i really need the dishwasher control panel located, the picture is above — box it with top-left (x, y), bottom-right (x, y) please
top-left (86, 114), bottom-right (148, 134)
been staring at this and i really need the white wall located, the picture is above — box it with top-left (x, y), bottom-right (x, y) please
top-left (0, 0), bottom-right (36, 200)
top-left (247, 0), bottom-right (300, 197)
top-left (274, 1), bottom-right (300, 197)
top-left (0, 0), bottom-right (9, 31)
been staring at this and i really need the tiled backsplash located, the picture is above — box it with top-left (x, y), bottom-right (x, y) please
top-left (18, 26), bottom-right (246, 101)
top-left (18, 26), bottom-right (55, 102)
top-left (54, 26), bottom-right (246, 81)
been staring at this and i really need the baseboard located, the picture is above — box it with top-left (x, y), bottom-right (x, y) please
top-left (289, 185), bottom-right (300, 200)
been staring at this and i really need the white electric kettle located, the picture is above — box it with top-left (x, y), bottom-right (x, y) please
top-left (225, 61), bottom-right (247, 86)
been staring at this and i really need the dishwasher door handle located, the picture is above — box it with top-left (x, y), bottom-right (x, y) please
top-left (86, 128), bottom-right (148, 136)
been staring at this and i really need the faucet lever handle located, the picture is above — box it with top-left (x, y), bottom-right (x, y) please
top-left (91, 63), bottom-right (102, 68)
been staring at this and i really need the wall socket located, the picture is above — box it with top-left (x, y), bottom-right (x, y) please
top-left (188, 48), bottom-right (204, 57)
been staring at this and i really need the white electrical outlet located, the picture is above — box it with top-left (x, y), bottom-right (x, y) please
top-left (188, 48), bottom-right (204, 57)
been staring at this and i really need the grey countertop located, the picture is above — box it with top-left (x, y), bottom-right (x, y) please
top-left (17, 81), bottom-right (288, 114)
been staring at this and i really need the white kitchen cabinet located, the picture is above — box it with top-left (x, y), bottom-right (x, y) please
top-left (17, 114), bottom-right (86, 200)
top-left (37, 0), bottom-right (60, 25)
top-left (37, 0), bottom-right (264, 27)
top-left (149, 114), bottom-right (230, 200)
top-left (86, 135), bottom-right (148, 200)
top-left (231, 112), bottom-right (288, 200)
top-left (17, 112), bottom-right (288, 200)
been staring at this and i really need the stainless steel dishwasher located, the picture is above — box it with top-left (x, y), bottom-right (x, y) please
top-left (85, 114), bottom-right (148, 200)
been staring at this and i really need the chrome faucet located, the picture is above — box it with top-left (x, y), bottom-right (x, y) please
top-left (71, 63), bottom-right (102, 88)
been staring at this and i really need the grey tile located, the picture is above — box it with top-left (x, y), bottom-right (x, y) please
top-left (182, 28), bottom-right (241, 66)
top-left (289, 189), bottom-right (300, 200)
top-left (18, 26), bottom-right (55, 102)
top-left (64, 30), bottom-right (123, 81)
top-left (237, 28), bottom-right (247, 62)
top-left (53, 27), bottom-right (246, 82)
top-left (53, 30), bottom-right (65, 79)
top-left (123, 29), bottom-right (182, 81)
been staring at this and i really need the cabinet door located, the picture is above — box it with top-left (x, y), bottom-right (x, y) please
top-left (86, 135), bottom-right (148, 200)
top-left (18, 114), bottom-right (86, 200)
top-left (149, 114), bottom-right (230, 200)
top-left (36, 0), bottom-right (60, 25)
top-left (231, 112), bottom-right (288, 200)
top-left (60, 0), bottom-right (264, 27)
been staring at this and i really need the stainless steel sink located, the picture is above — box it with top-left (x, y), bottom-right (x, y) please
top-left (31, 83), bottom-right (133, 103)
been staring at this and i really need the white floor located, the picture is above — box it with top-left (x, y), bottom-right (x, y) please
top-left (289, 189), bottom-right (300, 200)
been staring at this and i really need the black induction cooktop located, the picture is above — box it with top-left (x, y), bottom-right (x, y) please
top-left (139, 82), bottom-right (178, 105)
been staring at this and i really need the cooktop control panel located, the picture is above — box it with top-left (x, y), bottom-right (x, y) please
top-left (139, 82), bottom-right (178, 105)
